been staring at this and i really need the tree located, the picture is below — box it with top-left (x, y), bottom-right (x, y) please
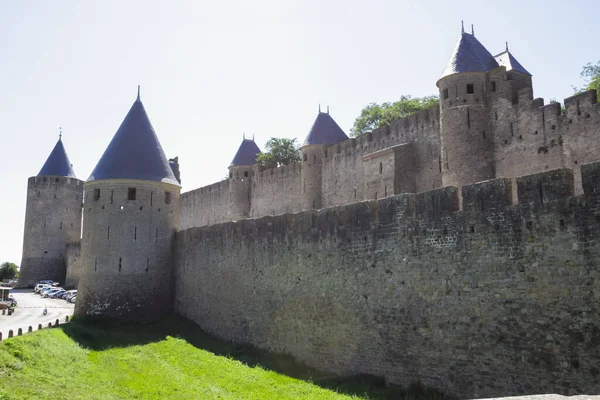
top-left (0, 262), bottom-right (19, 280)
top-left (350, 95), bottom-right (440, 137)
top-left (575, 61), bottom-right (600, 101)
top-left (257, 138), bottom-right (301, 168)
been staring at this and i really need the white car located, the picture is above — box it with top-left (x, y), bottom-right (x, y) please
top-left (35, 284), bottom-right (52, 293)
top-left (64, 290), bottom-right (77, 300)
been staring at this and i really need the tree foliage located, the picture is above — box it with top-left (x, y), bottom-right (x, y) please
top-left (256, 138), bottom-right (302, 168)
top-left (0, 262), bottom-right (19, 280)
top-left (350, 95), bottom-right (440, 137)
top-left (575, 61), bottom-right (600, 101)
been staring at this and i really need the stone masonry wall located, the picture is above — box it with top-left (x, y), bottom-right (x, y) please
top-left (64, 241), bottom-right (81, 289)
top-left (175, 164), bottom-right (600, 399)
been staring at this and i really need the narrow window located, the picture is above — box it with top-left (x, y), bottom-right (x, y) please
top-left (384, 185), bottom-right (387, 197)
top-left (146, 258), bottom-right (149, 273)
top-left (313, 154), bottom-right (316, 163)
top-left (491, 81), bottom-right (496, 92)
top-left (354, 188), bottom-right (357, 199)
top-left (229, 172), bottom-right (233, 178)
top-left (324, 150), bottom-right (328, 158)
top-left (577, 100), bottom-right (581, 116)
top-left (128, 188), bottom-right (136, 200)
top-left (60, 221), bottom-right (62, 230)
top-left (134, 226), bottom-right (137, 240)
top-left (467, 108), bottom-right (471, 129)
top-left (443, 88), bottom-right (449, 99)
top-left (379, 162), bottom-right (383, 174)
top-left (375, 192), bottom-right (378, 200)
top-left (55, 178), bottom-right (59, 183)
top-left (118, 257), bottom-right (122, 272)
top-left (107, 226), bottom-right (111, 240)
top-left (94, 189), bottom-right (100, 201)
top-left (165, 192), bottom-right (172, 204)
top-left (244, 171), bottom-right (248, 177)
top-left (466, 84), bottom-right (474, 94)
top-left (94, 258), bottom-right (97, 272)
top-left (482, 131), bottom-right (486, 139)
top-left (510, 122), bottom-right (514, 136)
top-left (155, 228), bottom-right (158, 242)
top-left (303, 154), bottom-right (307, 161)
top-left (110, 190), bottom-right (114, 204)
top-left (150, 192), bottom-right (153, 206)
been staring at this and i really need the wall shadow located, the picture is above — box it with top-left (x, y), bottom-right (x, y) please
top-left (61, 314), bottom-right (455, 400)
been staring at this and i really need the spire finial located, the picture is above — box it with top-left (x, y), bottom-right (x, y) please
top-left (471, 24), bottom-right (474, 36)
top-left (319, 104), bottom-right (321, 113)
top-left (137, 85), bottom-right (140, 101)
top-left (506, 41), bottom-right (509, 51)
top-left (59, 126), bottom-right (62, 140)
top-left (461, 20), bottom-right (464, 34)
top-left (327, 105), bottom-right (330, 114)
top-left (252, 134), bottom-right (255, 141)
top-left (243, 132), bottom-right (245, 140)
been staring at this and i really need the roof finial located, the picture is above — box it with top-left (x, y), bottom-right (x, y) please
top-left (506, 41), bottom-right (509, 51)
top-left (319, 104), bottom-right (321, 113)
top-left (252, 134), bottom-right (255, 141)
top-left (137, 85), bottom-right (140, 101)
top-left (471, 24), bottom-right (474, 36)
top-left (327, 105), bottom-right (330, 114)
top-left (461, 20), bottom-right (464, 34)
top-left (59, 126), bottom-right (62, 140)
top-left (243, 132), bottom-right (245, 140)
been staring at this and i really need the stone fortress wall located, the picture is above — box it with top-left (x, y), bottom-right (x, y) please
top-left (174, 163), bottom-right (600, 399)
top-left (179, 84), bottom-right (600, 231)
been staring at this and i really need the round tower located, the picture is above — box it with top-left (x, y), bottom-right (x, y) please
top-left (300, 108), bottom-right (348, 210)
top-left (438, 26), bottom-right (497, 188)
top-left (18, 136), bottom-right (83, 288)
top-left (75, 89), bottom-right (181, 320)
top-left (228, 138), bottom-right (260, 220)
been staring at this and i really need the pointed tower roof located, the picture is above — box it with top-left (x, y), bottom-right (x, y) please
top-left (494, 47), bottom-right (531, 76)
top-left (438, 28), bottom-right (499, 82)
top-left (230, 138), bottom-right (261, 167)
top-left (38, 136), bottom-right (77, 178)
top-left (302, 111), bottom-right (348, 147)
top-left (87, 88), bottom-right (180, 186)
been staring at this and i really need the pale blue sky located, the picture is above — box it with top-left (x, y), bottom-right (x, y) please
top-left (1, 0), bottom-right (598, 264)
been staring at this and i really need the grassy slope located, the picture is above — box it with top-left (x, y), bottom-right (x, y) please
top-left (0, 317), bottom-right (454, 400)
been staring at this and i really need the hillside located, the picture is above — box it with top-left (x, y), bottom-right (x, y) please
top-left (0, 317), bottom-right (452, 400)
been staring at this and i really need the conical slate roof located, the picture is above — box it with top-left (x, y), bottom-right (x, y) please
top-left (88, 91), bottom-right (180, 186)
top-left (230, 139), bottom-right (261, 167)
top-left (439, 31), bottom-right (499, 82)
top-left (302, 112), bottom-right (348, 147)
top-left (38, 137), bottom-right (77, 178)
top-left (494, 50), bottom-right (531, 76)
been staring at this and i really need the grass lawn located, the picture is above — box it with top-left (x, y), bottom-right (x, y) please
top-left (0, 316), bottom-right (454, 400)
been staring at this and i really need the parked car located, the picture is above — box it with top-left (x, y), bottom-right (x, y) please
top-left (39, 287), bottom-right (55, 296)
top-left (35, 284), bottom-right (52, 293)
top-left (38, 280), bottom-right (59, 287)
top-left (64, 290), bottom-right (77, 300)
top-left (43, 288), bottom-right (63, 298)
top-left (68, 296), bottom-right (76, 303)
top-left (49, 290), bottom-right (66, 299)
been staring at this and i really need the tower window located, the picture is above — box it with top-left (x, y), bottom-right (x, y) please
top-left (491, 81), bottom-right (496, 92)
top-left (466, 84), bottom-right (474, 94)
top-left (165, 192), bottom-right (172, 204)
top-left (244, 171), bottom-right (248, 177)
top-left (93, 189), bottom-right (100, 201)
top-left (128, 188), bottom-right (136, 200)
top-left (443, 88), bottom-right (449, 99)
top-left (379, 162), bottom-right (383, 174)
top-left (303, 154), bottom-right (307, 161)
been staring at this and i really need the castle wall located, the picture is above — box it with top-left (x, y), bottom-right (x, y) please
top-left (75, 179), bottom-right (180, 319)
top-left (174, 164), bottom-right (600, 399)
top-left (64, 241), bottom-right (81, 289)
top-left (180, 180), bottom-right (229, 229)
top-left (249, 162), bottom-right (303, 218)
top-left (18, 176), bottom-right (83, 287)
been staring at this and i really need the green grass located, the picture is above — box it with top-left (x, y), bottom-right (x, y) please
top-left (0, 316), bottom-right (454, 400)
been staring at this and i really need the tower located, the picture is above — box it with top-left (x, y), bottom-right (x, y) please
top-left (75, 89), bottom-right (181, 319)
top-left (18, 136), bottom-right (83, 287)
top-left (301, 108), bottom-right (348, 210)
top-left (437, 25), bottom-right (497, 188)
top-left (228, 137), bottom-right (260, 220)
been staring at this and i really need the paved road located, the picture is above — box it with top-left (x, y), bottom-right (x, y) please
top-left (0, 289), bottom-right (74, 339)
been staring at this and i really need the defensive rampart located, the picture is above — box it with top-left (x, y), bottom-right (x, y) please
top-left (174, 163), bottom-right (600, 399)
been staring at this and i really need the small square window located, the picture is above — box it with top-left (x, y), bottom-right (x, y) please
top-left (244, 171), bottom-right (248, 177)
top-left (466, 84), bottom-right (474, 94)
top-left (93, 189), bottom-right (100, 201)
top-left (165, 191), bottom-right (172, 205)
top-left (443, 88), bottom-right (449, 99)
top-left (128, 188), bottom-right (136, 200)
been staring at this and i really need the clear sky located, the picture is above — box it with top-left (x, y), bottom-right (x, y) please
top-left (1, 0), bottom-right (598, 265)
